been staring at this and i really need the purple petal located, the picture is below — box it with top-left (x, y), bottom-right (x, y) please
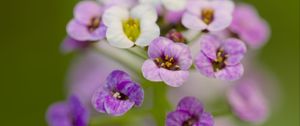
top-left (74, 1), bottom-right (102, 25)
top-left (91, 88), bottom-right (109, 113)
top-left (166, 43), bottom-right (192, 70)
top-left (166, 111), bottom-right (192, 126)
top-left (106, 70), bottom-right (132, 90)
top-left (104, 94), bottom-right (135, 116)
top-left (223, 38), bottom-right (247, 65)
top-left (67, 20), bottom-right (105, 41)
top-left (176, 97), bottom-right (204, 116)
top-left (148, 37), bottom-right (173, 59)
top-left (197, 112), bottom-right (214, 126)
top-left (115, 81), bottom-right (144, 107)
top-left (61, 36), bottom-right (91, 53)
top-left (68, 95), bottom-right (89, 126)
top-left (200, 35), bottom-right (221, 60)
top-left (159, 69), bottom-right (189, 87)
top-left (46, 102), bottom-right (72, 126)
top-left (165, 10), bottom-right (184, 24)
top-left (194, 52), bottom-right (215, 78)
top-left (142, 59), bottom-right (162, 81)
top-left (215, 63), bottom-right (244, 81)
top-left (207, 11), bottom-right (232, 32)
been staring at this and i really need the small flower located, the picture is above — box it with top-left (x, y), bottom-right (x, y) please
top-left (92, 70), bottom-right (144, 116)
top-left (102, 4), bottom-right (160, 48)
top-left (166, 29), bottom-right (186, 43)
top-left (166, 97), bottom-right (214, 126)
top-left (67, 1), bottom-right (106, 41)
top-left (98, 0), bottom-right (137, 9)
top-left (61, 36), bottom-right (93, 53)
top-left (227, 76), bottom-right (269, 124)
top-left (182, 0), bottom-right (234, 32)
top-left (139, 0), bottom-right (187, 11)
top-left (164, 10), bottom-right (184, 24)
top-left (195, 35), bottom-right (247, 81)
top-left (142, 37), bottom-right (192, 87)
top-left (229, 4), bottom-right (270, 49)
top-left (46, 95), bottom-right (89, 126)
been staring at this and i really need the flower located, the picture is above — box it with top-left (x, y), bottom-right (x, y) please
top-left (102, 4), bottom-right (160, 48)
top-left (92, 70), bottom-right (144, 116)
top-left (46, 95), bottom-right (89, 126)
top-left (227, 74), bottom-right (269, 124)
top-left (67, 1), bottom-right (106, 41)
top-left (61, 36), bottom-right (93, 53)
top-left (195, 35), bottom-right (247, 81)
top-left (229, 4), bottom-right (270, 49)
top-left (166, 97), bottom-right (214, 126)
top-left (166, 29), bottom-right (186, 43)
top-left (98, 0), bottom-right (137, 9)
top-left (142, 37), bottom-right (192, 87)
top-left (139, 0), bottom-right (187, 11)
top-left (182, 0), bottom-right (234, 32)
top-left (164, 10), bottom-right (184, 24)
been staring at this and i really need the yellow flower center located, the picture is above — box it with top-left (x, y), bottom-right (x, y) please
top-left (112, 91), bottom-right (128, 100)
top-left (201, 8), bottom-right (214, 25)
top-left (123, 18), bottom-right (141, 42)
top-left (212, 49), bottom-right (228, 72)
top-left (154, 55), bottom-right (180, 71)
top-left (88, 17), bottom-right (101, 32)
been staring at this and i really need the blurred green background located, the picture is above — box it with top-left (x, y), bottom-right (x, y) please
top-left (0, 0), bottom-right (299, 125)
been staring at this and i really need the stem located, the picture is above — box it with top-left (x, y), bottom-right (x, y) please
top-left (211, 103), bottom-right (232, 117)
top-left (126, 47), bottom-right (148, 60)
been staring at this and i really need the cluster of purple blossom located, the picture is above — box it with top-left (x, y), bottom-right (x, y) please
top-left (48, 0), bottom-right (274, 126)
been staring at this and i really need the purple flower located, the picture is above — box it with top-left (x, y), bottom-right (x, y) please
top-left (229, 4), bottom-right (270, 49)
top-left (195, 35), bottom-right (247, 81)
top-left (142, 37), bottom-right (192, 87)
top-left (166, 29), bottom-right (186, 43)
top-left (227, 75), bottom-right (269, 124)
top-left (46, 95), bottom-right (89, 126)
top-left (166, 97), bottom-right (214, 126)
top-left (67, 1), bottom-right (106, 41)
top-left (165, 10), bottom-right (184, 24)
top-left (61, 36), bottom-right (93, 53)
top-left (92, 70), bottom-right (144, 116)
top-left (182, 0), bottom-right (234, 32)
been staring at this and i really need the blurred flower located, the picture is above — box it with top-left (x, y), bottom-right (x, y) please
top-left (98, 0), bottom-right (137, 9)
top-left (229, 4), bottom-right (270, 49)
top-left (166, 29), bottom-right (186, 43)
top-left (67, 1), bottom-right (106, 41)
top-left (61, 36), bottom-right (93, 53)
top-left (195, 35), bottom-right (247, 81)
top-left (103, 4), bottom-right (160, 48)
top-left (166, 97), bottom-right (214, 126)
top-left (227, 71), bottom-right (270, 124)
top-left (142, 37), bottom-right (192, 87)
top-left (165, 10), bottom-right (184, 24)
top-left (46, 95), bottom-right (89, 126)
top-left (182, 0), bottom-right (234, 32)
top-left (139, 0), bottom-right (187, 11)
top-left (92, 70), bottom-right (144, 116)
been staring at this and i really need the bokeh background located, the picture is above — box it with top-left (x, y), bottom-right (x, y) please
top-left (0, 0), bottom-right (299, 125)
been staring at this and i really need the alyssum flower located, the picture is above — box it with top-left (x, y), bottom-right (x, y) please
top-left (166, 97), bottom-right (214, 126)
top-left (67, 1), bottom-right (106, 41)
top-left (46, 95), bottom-right (89, 126)
top-left (92, 70), bottom-right (144, 116)
top-left (142, 37), bottom-right (192, 87)
top-left (182, 0), bottom-right (234, 32)
top-left (195, 35), bottom-right (247, 81)
top-left (103, 4), bottom-right (160, 48)
top-left (139, 0), bottom-right (187, 11)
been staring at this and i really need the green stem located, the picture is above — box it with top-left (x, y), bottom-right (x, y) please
top-left (126, 47), bottom-right (148, 60)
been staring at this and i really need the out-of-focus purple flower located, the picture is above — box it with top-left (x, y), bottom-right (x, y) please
top-left (165, 10), bottom-right (184, 24)
top-left (195, 35), bottom-right (247, 81)
top-left (142, 37), bottom-right (192, 87)
top-left (166, 97), bottom-right (214, 126)
top-left (61, 36), bottom-right (94, 53)
top-left (229, 4), bottom-right (270, 49)
top-left (46, 95), bottom-right (89, 126)
top-left (92, 70), bottom-right (144, 116)
top-left (166, 29), bottom-right (186, 43)
top-left (67, 1), bottom-right (106, 41)
top-left (227, 74), bottom-right (269, 124)
top-left (182, 0), bottom-right (234, 32)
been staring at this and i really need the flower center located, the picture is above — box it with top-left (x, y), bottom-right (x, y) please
top-left (112, 91), bottom-right (128, 100)
top-left (123, 18), bottom-right (141, 42)
top-left (201, 8), bottom-right (214, 25)
top-left (182, 117), bottom-right (198, 126)
top-left (212, 48), bottom-right (228, 72)
top-left (88, 17), bottom-right (101, 32)
top-left (154, 55), bottom-right (180, 71)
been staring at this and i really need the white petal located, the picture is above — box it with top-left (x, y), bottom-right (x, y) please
top-left (162, 0), bottom-right (186, 11)
top-left (212, 0), bottom-right (235, 13)
top-left (135, 20), bottom-right (160, 47)
top-left (208, 12), bottom-right (232, 31)
top-left (182, 12), bottom-right (207, 31)
top-left (131, 4), bottom-right (158, 22)
top-left (106, 22), bottom-right (134, 48)
top-left (103, 6), bottom-right (129, 26)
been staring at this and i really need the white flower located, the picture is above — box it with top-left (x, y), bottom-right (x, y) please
top-left (103, 4), bottom-right (160, 48)
top-left (98, 0), bottom-right (136, 9)
top-left (139, 0), bottom-right (186, 11)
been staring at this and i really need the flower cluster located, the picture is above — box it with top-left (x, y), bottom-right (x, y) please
top-left (47, 0), bottom-right (274, 126)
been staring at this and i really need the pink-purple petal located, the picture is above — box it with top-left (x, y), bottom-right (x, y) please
top-left (74, 1), bottom-right (102, 24)
top-left (159, 69), bottom-right (189, 87)
top-left (91, 88), bottom-right (108, 113)
top-left (223, 38), bottom-right (247, 65)
top-left (115, 81), bottom-right (144, 107)
top-left (47, 103), bottom-right (72, 126)
top-left (104, 94), bottom-right (135, 116)
top-left (176, 97), bottom-right (204, 116)
top-left (164, 43), bottom-right (192, 70)
top-left (148, 37), bottom-right (173, 59)
top-left (106, 70), bottom-right (132, 90)
top-left (194, 52), bottom-right (215, 78)
top-left (215, 63), bottom-right (244, 81)
top-left (197, 112), bottom-right (214, 126)
top-left (142, 59), bottom-right (162, 81)
top-left (166, 111), bottom-right (192, 126)
top-left (200, 35), bottom-right (221, 60)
